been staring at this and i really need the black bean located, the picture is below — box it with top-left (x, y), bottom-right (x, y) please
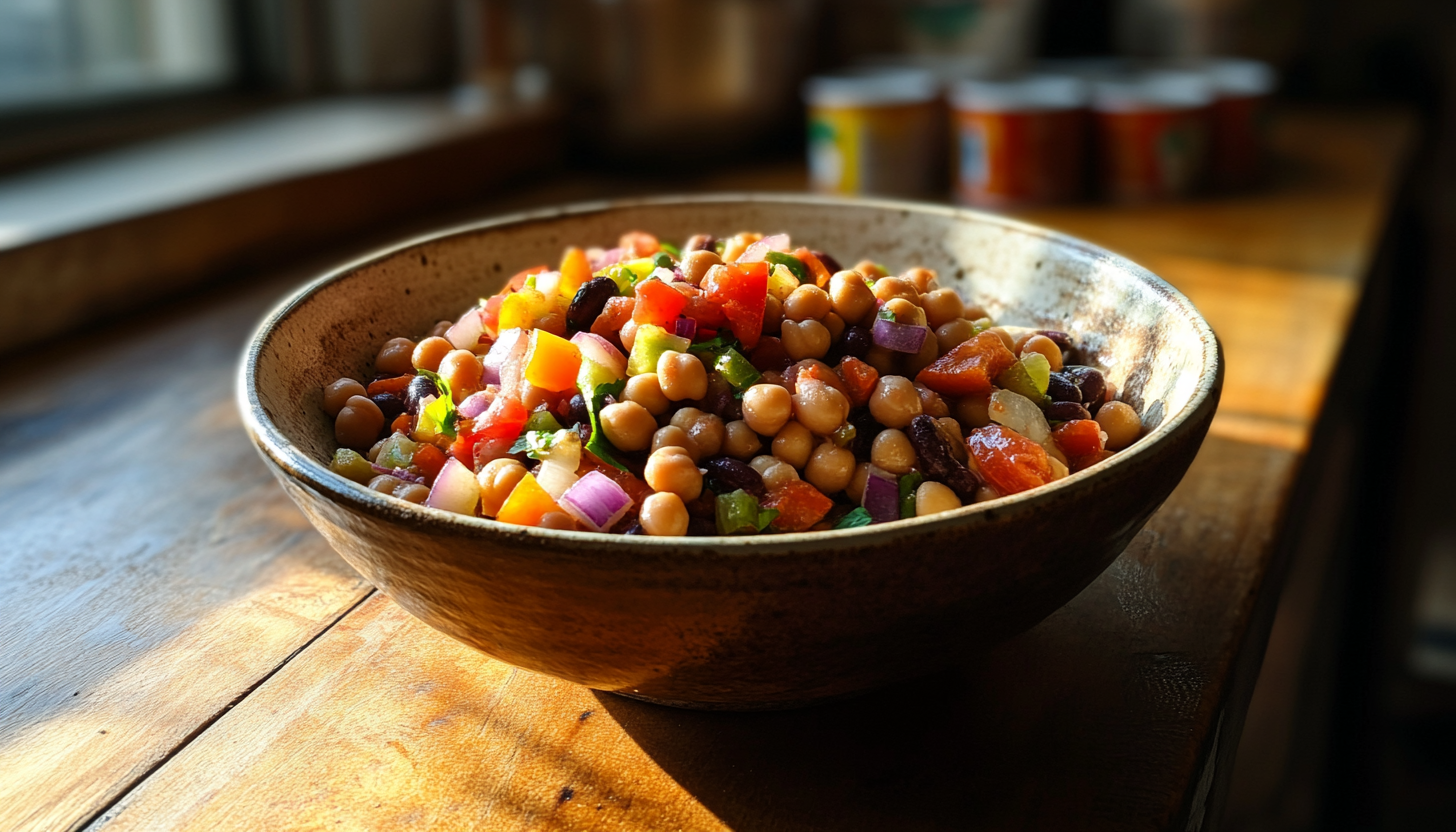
top-left (1064, 366), bottom-right (1106, 414)
top-left (404, 375), bottom-right (437, 415)
top-left (1044, 401), bottom-right (1092, 422)
top-left (849, 410), bottom-right (882, 459)
top-left (684, 234), bottom-right (716, 253)
top-left (703, 457), bottom-right (765, 498)
top-left (566, 277), bottom-right (619, 332)
top-left (371, 392), bottom-right (405, 422)
top-left (567, 393), bottom-right (590, 427)
top-left (840, 326), bottom-right (873, 358)
top-left (907, 415), bottom-right (981, 500)
top-left (1046, 372), bottom-right (1082, 404)
top-left (623, 521), bottom-right (647, 535)
top-left (1036, 330), bottom-right (1075, 353)
top-left (813, 250), bottom-right (843, 274)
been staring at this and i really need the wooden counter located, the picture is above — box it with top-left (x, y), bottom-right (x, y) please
top-left (0, 108), bottom-right (1412, 832)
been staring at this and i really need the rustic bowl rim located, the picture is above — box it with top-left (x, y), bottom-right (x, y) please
top-left (238, 193), bottom-right (1222, 557)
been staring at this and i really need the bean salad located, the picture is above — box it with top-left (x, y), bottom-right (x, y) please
top-left (323, 231), bottom-right (1144, 536)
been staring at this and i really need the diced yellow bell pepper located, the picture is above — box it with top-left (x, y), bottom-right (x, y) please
top-left (499, 288), bottom-right (549, 332)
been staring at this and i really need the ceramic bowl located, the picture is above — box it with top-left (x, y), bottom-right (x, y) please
top-left (239, 195), bottom-right (1222, 709)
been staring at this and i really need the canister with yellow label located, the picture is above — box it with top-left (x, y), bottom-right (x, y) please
top-left (803, 71), bottom-right (943, 198)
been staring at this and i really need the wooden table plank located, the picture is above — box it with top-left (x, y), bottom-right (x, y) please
top-left (87, 433), bottom-right (1294, 832)
top-left (0, 275), bottom-right (373, 832)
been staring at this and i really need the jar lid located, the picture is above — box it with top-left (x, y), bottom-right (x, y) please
top-left (803, 69), bottom-right (940, 108)
top-left (1205, 58), bottom-right (1277, 97)
top-left (1091, 70), bottom-right (1214, 112)
top-left (950, 74), bottom-right (1089, 113)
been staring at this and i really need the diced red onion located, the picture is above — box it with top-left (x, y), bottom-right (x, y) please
top-left (738, 233), bottom-right (790, 263)
top-left (445, 308), bottom-right (487, 351)
top-left (369, 463), bottom-right (424, 484)
top-left (674, 317), bottom-right (697, 340)
top-left (481, 328), bottom-right (526, 388)
top-left (570, 331), bottom-right (626, 377)
top-left (862, 466), bottom-right (899, 523)
top-left (649, 266), bottom-right (678, 283)
top-left (872, 317), bottom-right (929, 354)
top-left (559, 470), bottom-right (634, 532)
top-left (458, 390), bottom-right (493, 419)
top-left (424, 458), bottom-right (480, 515)
top-left (589, 247), bottom-right (624, 270)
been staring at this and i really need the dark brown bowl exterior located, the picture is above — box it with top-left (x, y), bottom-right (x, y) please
top-left (240, 195), bottom-right (1222, 709)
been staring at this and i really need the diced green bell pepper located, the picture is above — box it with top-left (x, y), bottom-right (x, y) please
top-left (713, 348), bottom-right (761, 390)
top-left (374, 434), bottom-right (418, 470)
top-left (764, 251), bottom-right (810, 284)
top-left (715, 489), bottom-right (779, 535)
top-left (627, 324), bottom-right (691, 376)
top-left (330, 448), bottom-right (376, 484)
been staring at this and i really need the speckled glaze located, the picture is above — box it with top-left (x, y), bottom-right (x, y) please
top-left (239, 195), bottom-right (1222, 709)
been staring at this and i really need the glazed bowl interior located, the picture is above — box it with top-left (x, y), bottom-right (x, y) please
top-left (242, 194), bottom-right (1221, 707)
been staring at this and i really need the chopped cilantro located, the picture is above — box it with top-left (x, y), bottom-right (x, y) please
top-left (833, 507), bottom-right (874, 529)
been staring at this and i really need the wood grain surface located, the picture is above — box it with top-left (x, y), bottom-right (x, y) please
top-left (0, 108), bottom-right (1412, 832)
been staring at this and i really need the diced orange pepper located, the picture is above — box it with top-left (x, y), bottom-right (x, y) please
top-left (390, 413), bottom-right (411, 434)
top-left (523, 329), bottom-right (582, 392)
top-left (632, 278), bottom-right (689, 327)
top-left (763, 481), bottom-right (834, 532)
top-left (836, 356), bottom-right (879, 407)
top-left (794, 247), bottom-right (833, 288)
top-left (916, 331), bottom-right (1017, 397)
top-left (966, 425), bottom-right (1052, 496)
top-left (412, 444), bottom-right (447, 484)
top-left (1052, 419), bottom-right (1104, 458)
top-left (560, 247), bottom-right (592, 295)
top-left (496, 473), bottom-right (562, 527)
top-left (366, 375), bottom-right (413, 396)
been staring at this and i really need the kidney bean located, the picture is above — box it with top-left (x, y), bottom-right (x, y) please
top-left (371, 392), bottom-right (405, 422)
top-left (813, 250), bottom-right (843, 274)
top-left (839, 325), bottom-right (873, 358)
top-left (567, 393), bottom-right (590, 427)
top-left (1064, 366), bottom-right (1106, 414)
top-left (566, 277), bottom-right (619, 332)
top-left (1046, 372), bottom-right (1082, 404)
top-left (703, 457), bottom-right (765, 498)
top-left (907, 415), bottom-right (981, 499)
top-left (404, 374), bottom-right (438, 414)
top-left (1044, 401), bottom-right (1092, 422)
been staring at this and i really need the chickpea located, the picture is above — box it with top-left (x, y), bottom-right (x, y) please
top-left (723, 420), bottom-right (763, 459)
top-left (640, 492), bottom-right (690, 536)
top-left (742, 383), bottom-right (793, 436)
top-left (366, 437), bottom-right (388, 462)
top-left (645, 446), bottom-right (704, 500)
top-left (784, 284), bottom-right (833, 321)
top-left (869, 375), bottom-right (923, 428)
top-left (901, 267), bottom-right (938, 294)
top-left (936, 318), bottom-right (977, 353)
top-left (1020, 334), bottom-right (1064, 372)
top-left (904, 330), bottom-right (941, 377)
top-left (975, 485), bottom-right (1000, 503)
top-left (620, 319), bottom-right (640, 353)
top-left (657, 351), bottom-right (708, 401)
top-left (763, 294), bottom-right (784, 335)
top-left (760, 460), bottom-right (800, 491)
top-left (1096, 401), bottom-right (1142, 451)
top-left (367, 474), bottom-right (403, 494)
top-left (853, 260), bottom-right (889, 279)
top-left (984, 326), bottom-right (1016, 352)
top-left (624, 373), bottom-right (671, 416)
top-left (651, 425), bottom-right (700, 461)
top-left (749, 455), bottom-right (778, 475)
top-left (679, 249), bottom-right (722, 285)
top-left (792, 381), bottom-right (850, 436)
top-left (915, 383), bottom-right (950, 418)
top-left (772, 421), bottom-right (814, 469)
top-left (872, 277), bottom-right (919, 305)
top-left (411, 336), bottom-right (453, 372)
top-left (822, 312), bottom-right (845, 344)
top-left (964, 303), bottom-right (990, 321)
top-left (921, 289), bottom-right (964, 329)
top-left (955, 394), bottom-right (991, 429)
top-left (915, 481), bottom-right (962, 516)
top-left (428, 320), bottom-right (452, 338)
top-left (323, 378), bottom-right (367, 417)
top-left (847, 462), bottom-right (871, 503)
top-left (883, 297), bottom-right (927, 327)
top-left (781, 319), bottom-right (831, 361)
top-left (395, 483), bottom-right (430, 504)
top-left (871, 429), bottom-right (917, 475)
top-left (670, 408), bottom-right (725, 457)
top-left (865, 345), bottom-right (899, 375)
top-left (935, 416), bottom-right (964, 445)
top-left (374, 337), bottom-right (416, 376)
top-left (805, 443), bottom-right (855, 494)
top-left (600, 401), bottom-right (657, 451)
top-left (478, 458), bottom-right (528, 517)
top-left (439, 349), bottom-right (483, 402)
top-left (335, 395), bottom-right (384, 449)
top-left (829, 270), bottom-right (877, 324)
top-left (531, 512), bottom-right (572, 531)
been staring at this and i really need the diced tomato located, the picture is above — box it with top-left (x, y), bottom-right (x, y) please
top-left (496, 473), bottom-right (561, 527)
top-left (559, 247), bottom-right (592, 295)
top-left (836, 356), bottom-right (879, 407)
top-left (591, 296), bottom-right (636, 348)
top-left (966, 425), bottom-right (1053, 496)
top-left (1052, 419), bottom-right (1105, 458)
top-left (478, 395), bottom-right (529, 442)
top-left (633, 278), bottom-right (689, 326)
top-left (1069, 448), bottom-right (1114, 473)
top-left (916, 331), bottom-right (1017, 396)
top-left (507, 265), bottom-right (550, 292)
top-left (794, 247), bottom-right (833, 287)
top-left (366, 375), bottom-right (413, 396)
top-left (749, 336), bottom-right (791, 372)
top-left (411, 444), bottom-right (447, 484)
top-left (481, 294), bottom-right (506, 336)
top-left (682, 291), bottom-right (728, 328)
top-left (703, 261), bottom-right (769, 350)
top-left (619, 231), bottom-right (661, 259)
top-left (763, 481), bottom-right (834, 532)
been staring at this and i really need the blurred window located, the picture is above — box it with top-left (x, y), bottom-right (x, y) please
top-left (0, 0), bottom-right (234, 113)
